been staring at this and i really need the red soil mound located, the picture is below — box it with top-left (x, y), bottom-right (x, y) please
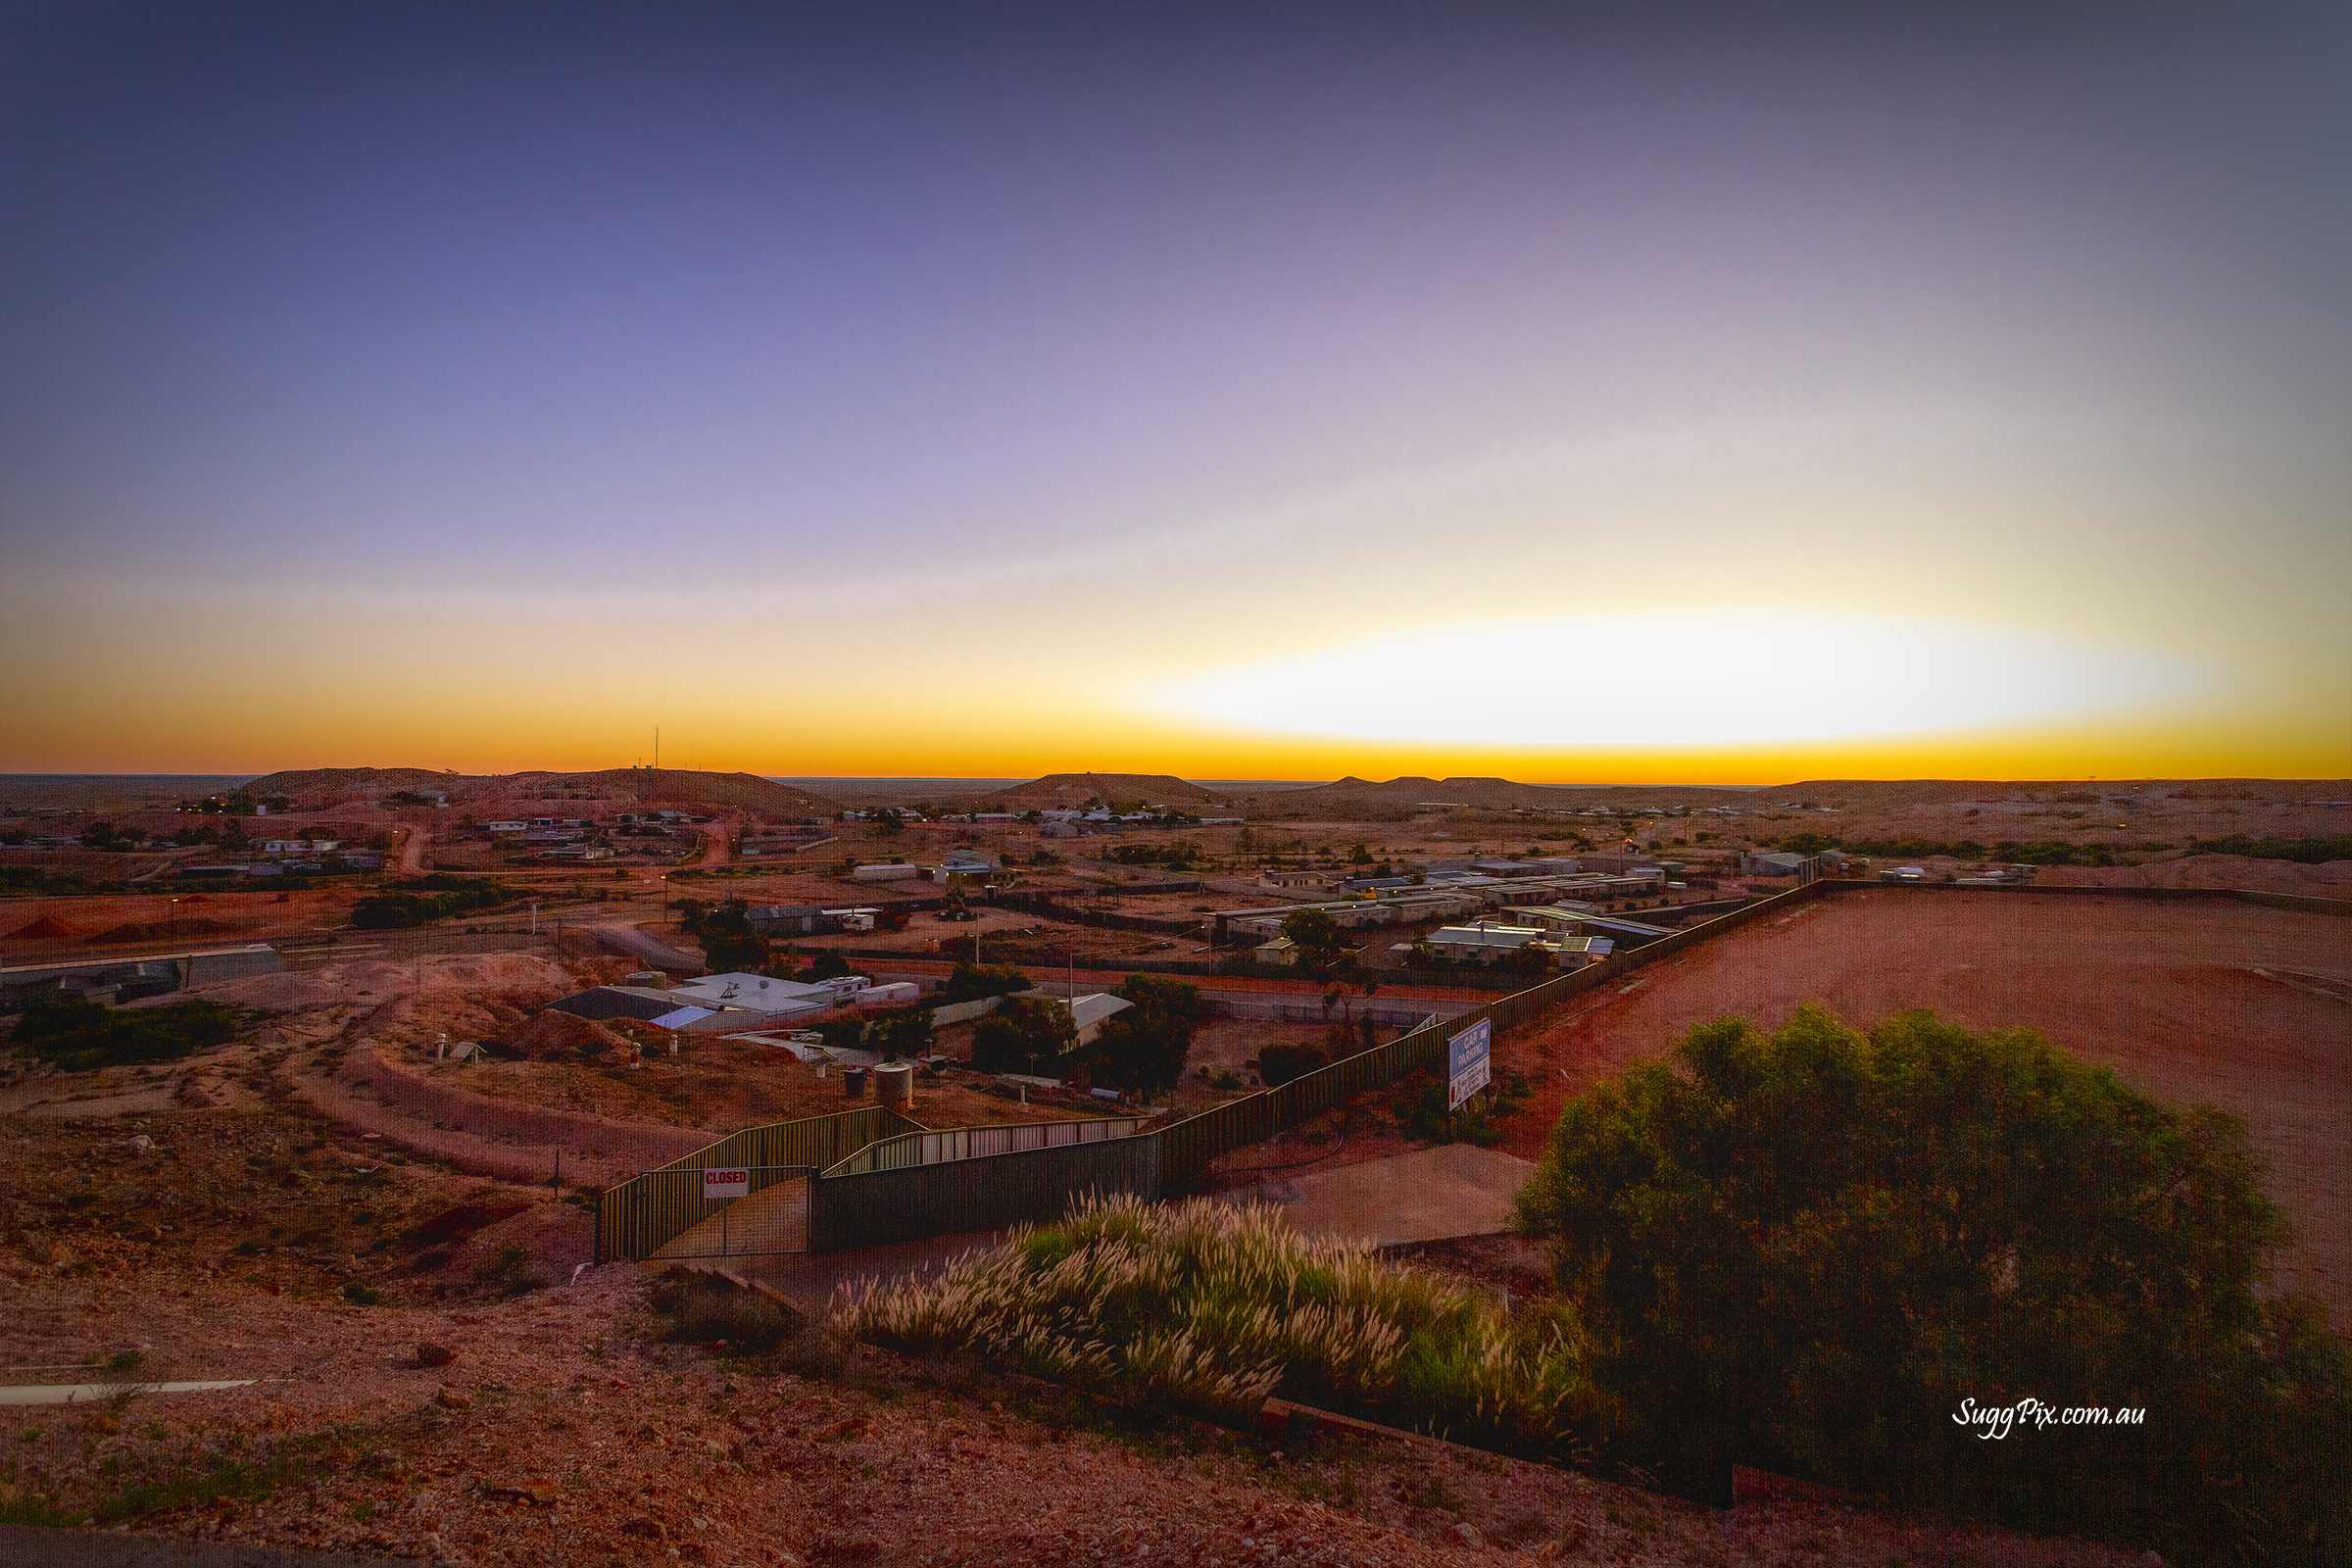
top-left (505, 1008), bottom-right (630, 1060)
top-left (82, 917), bottom-right (237, 945)
top-left (9, 916), bottom-right (75, 940)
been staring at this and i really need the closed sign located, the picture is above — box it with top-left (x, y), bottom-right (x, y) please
top-left (702, 1168), bottom-right (750, 1200)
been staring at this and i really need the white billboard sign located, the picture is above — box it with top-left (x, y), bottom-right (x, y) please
top-left (701, 1167), bottom-right (750, 1200)
top-left (1446, 1017), bottom-right (1492, 1111)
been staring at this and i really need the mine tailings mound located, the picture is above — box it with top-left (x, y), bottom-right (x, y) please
top-left (83, 917), bottom-right (236, 944)
top-left (9, 916), bottom-right (76, 940)
top-left (504, 1008), bottom-right (633, 1061)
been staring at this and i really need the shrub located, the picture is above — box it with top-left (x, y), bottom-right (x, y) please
top-left (1256, 1042), bottom-right (1328, 1088)
top-left (1515, 1005), bottom-right (2351, 1557)
top-left (942, 961), bottom-right (1032, 1003)
top-left (872, 1009), bottom-right (933, 1059)
top-left (970, 997), bottom-right (1075, 1073)
top-left (1403, 1082), bottom-right (1502, 1147)
top-left (11, 998), bottom-right (248, 1071)
top-left (1079, 975), bottom-right (1205, 1094)
top-left (2185, 833), bottom-right (2352, 863)
top-left (650, 1269), bottom-right (846, 1377)
top-left (812, 1017), bottom-right (868, 1054)
top-left (353, 876), bottom-right (517, 929)
top-left (470, 1244), bottom-right (552, 1298)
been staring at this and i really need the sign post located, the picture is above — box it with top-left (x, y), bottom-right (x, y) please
top-left (1446, 1017), bottom-right (1492, 1112)
top-left (703, 1167), bottom-right (749, 1253)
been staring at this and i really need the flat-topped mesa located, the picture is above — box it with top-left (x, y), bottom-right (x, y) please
top-left (234, 766), bottom-right (840, 817)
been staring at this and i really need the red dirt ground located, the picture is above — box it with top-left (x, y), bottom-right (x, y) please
top-left (1496, 891), bottom-right (2352, 1325)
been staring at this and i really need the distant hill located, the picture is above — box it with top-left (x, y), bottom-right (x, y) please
top-left (236, 766), bottom-right (838, 818)
top-left (1227, 774), bottom-right (2352, 821)
top-left (990, 772), bottom-right (1226, 807)
top-left (1233, 776), bottom-right (1759, 817)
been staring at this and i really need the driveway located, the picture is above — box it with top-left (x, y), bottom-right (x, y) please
top-left (1237, 1143), bottom-right (1537, 1249)
top-left (592, 920), bottom-right (705, 974)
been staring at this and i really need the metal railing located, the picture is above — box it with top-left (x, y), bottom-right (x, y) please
top-left (594, 1104), bottom-right (924, 1262)
top-left (641, 1165), bottom-right (814, 1259)
top-left (603, 881), bottom-right (1844, 1261)
top-left (822, 1115), bottom-right (1150, 1177)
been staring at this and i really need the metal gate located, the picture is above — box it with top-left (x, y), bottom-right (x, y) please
top-left (634, 1165), bottom-right (814, 1259)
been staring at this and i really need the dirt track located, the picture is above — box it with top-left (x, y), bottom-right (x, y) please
top-left (1499, 891), bottom-right (2351, 1324)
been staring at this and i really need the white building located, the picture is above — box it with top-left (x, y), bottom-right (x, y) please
top-left (1423, 925), bottom-right (1559, 964)
top-left (1064, 992), bottom-right (1135, 1048)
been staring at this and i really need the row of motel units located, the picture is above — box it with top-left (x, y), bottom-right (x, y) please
top-left (1208, 869), bottom-right (1670, 945)
top-left (1384, 925), bottom-right (1619, 966)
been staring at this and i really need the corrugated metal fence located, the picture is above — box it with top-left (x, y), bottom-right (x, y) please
top-left (603, 880), bottom-right (1839, 1261)
top-left (823, 1115), bottom-right (1150, 1176)
top-left (594, 1104), bottom-right (922, 1262)
top-left (808, 1133), bottom-right (1165, 1251)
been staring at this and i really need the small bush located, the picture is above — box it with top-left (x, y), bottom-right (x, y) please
top-left (341, 1283), bottom-right (382, 1306)
top-left (941, 961), bottom-right (1033, 1003)
top-left (1256, 1043), bottom-right (1327, 1088)
top-left (470, 1245), bottom-right (552, 1298)
top-left (12, 999), bottom-right (248, 1072)
top-left (1403, 1083), bottom-right (1502, 1147)
top-left (649, 1270), bottom-right (846, 1377)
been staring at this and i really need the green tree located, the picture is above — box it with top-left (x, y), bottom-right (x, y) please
top-left (1279, 907), bottom-right (1355, 980)
top-left (1514, 1005), bottom-right (2350, 1556)
top-left (13, 998), bottom-right (248, 1071)
top-left (1500, 943), bottom-right (1554, 976)
top-left (802, 950), bottom-right (864, 983)
top-left (970, 996), bottom-right (1076, 1074)
top-left (695, 898), bottom-right (768, 972)
top-left (942, 961), bottom-right (1032, 1003)
top-left (813, 1017), bottom-right (867, 1054)
top-left (872, 1009), bottom-right (934, 1060)
top-left (1081, 975), bottom-right (1205, 1096)
top-left (1256, 1042), bottom-right (1327, 1087)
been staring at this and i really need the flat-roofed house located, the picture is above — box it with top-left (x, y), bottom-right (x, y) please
top-left (1424, 924), bottom-right (1557, 964)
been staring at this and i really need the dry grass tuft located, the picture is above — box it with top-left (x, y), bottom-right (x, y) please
top-left (835, 1193), bottom-right (1597, 1455)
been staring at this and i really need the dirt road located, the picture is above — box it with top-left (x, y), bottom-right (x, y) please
top-left (593, 918), bottom-right (705, 973)
top-left (395, 822), bottom-right (430, 873)
top-left (688, 814), bottom-right (738, 868)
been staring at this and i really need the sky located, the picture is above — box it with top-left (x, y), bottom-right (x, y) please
top-left (3, 1), bottom-right (2347, 783)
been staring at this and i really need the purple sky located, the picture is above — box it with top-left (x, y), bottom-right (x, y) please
top-left (3, 3), bottom-right (2346, 776)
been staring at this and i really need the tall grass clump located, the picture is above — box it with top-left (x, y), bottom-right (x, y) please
top-left (834, 1193), bottom-right (1597, 1457)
